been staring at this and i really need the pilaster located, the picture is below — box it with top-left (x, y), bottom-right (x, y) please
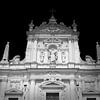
top-left (29, 80), bottom-right (35, 100)
top-left (74, 40), bottom-right (80, 63)
top-left (0, 79), bottom-right (7, 100)
top-left (57, 50), bottom-right (62, 63)
top-left (69, 40), bottom-right (73, 62)
top-left (70, 80), bottom-right (76, 100)
top-left (35, 82), bottom-right (39, 100)
top-left (44, 50), bottom-right (48, 63)
top-left (32, 40), bottom-right (37, 62)
top-left (78, 81), bottom-right (83, 100)
top-left (25, 40), bottom-right (33, 62)
top-left (25, 40), bottom-right (37, 63)
top-left (98, 79), bottom-right (100, 91)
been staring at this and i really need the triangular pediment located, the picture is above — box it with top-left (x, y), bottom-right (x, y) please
top-left (82, 89), bottom-right (100, 95)
top-left (40, 81), bottom-right (66, 90)
top-left (46, 82), bottom-right (60, 86)
top-left (5, 88), bottom-right (23, 95)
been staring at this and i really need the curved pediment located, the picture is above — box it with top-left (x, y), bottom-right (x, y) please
top-left (5, 88), bottom-right (23, 95)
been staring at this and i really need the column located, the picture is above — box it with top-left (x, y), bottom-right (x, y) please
top-left (57, 50), bottom-right (62, 64)
top-left (70, 80), bottom-right (76, 100)
top-left (24, 81), bottom-right (30, 100)
top-left (35, 82), bottom-right (39, 100)
top-left (0, 79), bottom-right (2, 98)
top-left (74, 40), bottom-right (80, 63)
top-left (44, 50), bottom-right (48, 63)
top-left (25, 40), bottom-right (32, 62)
top-left (98, 79), bottom-right (100, 91)
top-left (0, 79), bottom-right (7, 100)
top-left (59, 91), bottom-right (62, 100)
top-left (66, 82), bottom-right (70, 100)
top-left (77, 81), bottom-right (83, 100)
top-left (31, 40), bottom-right (37, 62)
top-left (29, 80), bottom-right (35, 100)
top-left (69, 40), bottom-right (73, 63)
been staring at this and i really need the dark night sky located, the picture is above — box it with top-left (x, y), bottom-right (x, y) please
top-left (0, 1), bottom-right (99, 61)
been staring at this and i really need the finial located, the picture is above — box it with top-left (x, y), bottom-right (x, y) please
top-left (7, 42), bottom-right (10, 45)
top-left (49, 9), bottom-right (57, 24)
top-left (50, 9), bottom-right (55, 17)
top-left (96, 41), bottom-right (100, 63)
top-left (96, 42), bottom-right (99, 46)
top-left (0, 42), bottom-right (9, 63)
top-left (72, 20), bottom-right (77, 32)
top-left (49, 15), bottom-right (57, 24)
top-left (29, 20), bottom-right (34, 32)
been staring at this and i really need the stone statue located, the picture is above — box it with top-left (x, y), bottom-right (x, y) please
top-left (85, 55), bottom-right (95, 64)
top-left (48, 48), bottom-right (57, 64)
top-left (40, 51), bottom-right (45, 63)
top-left (10, 55), bottom-right (20, 64)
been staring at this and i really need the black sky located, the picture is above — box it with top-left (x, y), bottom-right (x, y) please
top-left (0, 1), bottom-right (99, 61)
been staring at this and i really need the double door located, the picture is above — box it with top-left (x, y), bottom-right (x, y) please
top-left (46, 93), bottom-right (59, 100)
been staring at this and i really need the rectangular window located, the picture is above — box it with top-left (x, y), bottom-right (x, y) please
top-left (87, 98), bottom-right (96, 100)
top-left (46, 93), bottom-right (59, 100)
top-left (9, 98), bottom-right (18, 100)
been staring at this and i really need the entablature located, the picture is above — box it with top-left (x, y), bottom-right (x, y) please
top-left (0, 63), bottom-right (100, 70)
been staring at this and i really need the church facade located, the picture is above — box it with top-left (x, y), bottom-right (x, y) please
top-left (0, 16), bottom-right (100, 100)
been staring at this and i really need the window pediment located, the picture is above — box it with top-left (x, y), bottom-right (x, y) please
top-left (46, 82), bottom-right (60, 86)
top-left (82, 90), bottom-right (100, 95)
top-left (5, 88), bottom-right (23, 96)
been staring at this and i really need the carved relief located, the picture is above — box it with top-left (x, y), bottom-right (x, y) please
top-left (40, 51), bottom-right (45, 63)
top-left (37, 38), bottom-right (70, 64)
top-left (60, 42), bottom-right (68, 49)
top-left (37, 42), bottom-right (45, 49)
top-left (48, 48), bottom-right (58, 64)
top-left (84, 80), bottom-right (96, 92)
top-left (8, 80), bottom-right (22, 90)
top-left (10, 55), bottom-right (21, 64)
top-left (85, 55), bottom-right (95, 64)
top-left (61, 52), bottom-right (66, 63)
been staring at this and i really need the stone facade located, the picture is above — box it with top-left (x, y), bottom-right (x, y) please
top-left (0, 16), bottom-right (100, 100)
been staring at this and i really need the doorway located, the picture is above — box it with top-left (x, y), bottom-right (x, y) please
top-left (87, 98), bottom-right (96, 100)
top-left (46, 93), bottom-right (59, 100)
top-left (8, 98), bottom-right (18, 100)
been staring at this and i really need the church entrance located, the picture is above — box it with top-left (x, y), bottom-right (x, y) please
top-left (46, 93), bottom-right (59, 100)
top-left (8, 98), bottom-right (18, 100)
top-left (87, 98), bottom-right (96, 100)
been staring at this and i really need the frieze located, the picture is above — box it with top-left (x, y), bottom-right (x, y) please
top-left (39, 27), bottom-right (66, 34)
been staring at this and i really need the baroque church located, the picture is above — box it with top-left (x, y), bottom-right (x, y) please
top-left (0, 16), bottom-right (100, 100)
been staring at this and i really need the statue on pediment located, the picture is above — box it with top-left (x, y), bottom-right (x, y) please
top-left (10, 55), bottom-right (20, 64)
top-left (85, 55), bottom-right (95, 64)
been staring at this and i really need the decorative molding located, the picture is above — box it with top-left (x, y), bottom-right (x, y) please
top-left (5, 88), bottom-right (23, 96)
top-left (39, 80), bottom-right (66, 90)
